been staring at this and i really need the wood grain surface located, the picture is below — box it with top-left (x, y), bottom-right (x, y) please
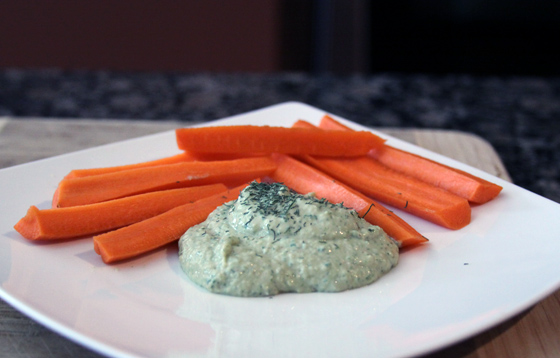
top-left (0, 118), bottom-right (558, 358)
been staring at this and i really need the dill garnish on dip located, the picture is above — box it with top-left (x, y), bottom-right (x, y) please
top-left (178, 181), bottom-right (399, 297)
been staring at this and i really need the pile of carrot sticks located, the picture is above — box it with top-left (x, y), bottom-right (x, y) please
top-left (14, 115), bottom-right (502, 264)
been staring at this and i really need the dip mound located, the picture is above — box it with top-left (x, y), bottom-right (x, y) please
top-left (178, 182), bottom-right (399, 297)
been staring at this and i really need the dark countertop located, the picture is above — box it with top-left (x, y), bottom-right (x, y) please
top-left (1, 69), bottom-right (559, 203)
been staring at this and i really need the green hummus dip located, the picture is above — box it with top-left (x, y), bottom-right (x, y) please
top-left (178, 182), bottom-right (399, 297)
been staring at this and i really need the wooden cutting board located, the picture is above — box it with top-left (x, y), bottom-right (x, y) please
top-left (0, 118), bottom-right (558, 358)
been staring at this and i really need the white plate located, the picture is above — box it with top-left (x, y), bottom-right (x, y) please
top-left (1, 102), bottom-right (560, 358)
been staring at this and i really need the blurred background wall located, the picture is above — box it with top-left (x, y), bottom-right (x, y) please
top-left (0, 0), bottom-right (559, 75)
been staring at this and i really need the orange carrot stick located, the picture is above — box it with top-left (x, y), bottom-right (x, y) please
top-left (300, 155), bottom-right (471, 229)
top-left (270, 154), bottom-right (427, 248)
top-left (93, 184), bottom-right (248, 263)
top-left (370, 147), bottom-right (502, 204)
top-left (53, 156), bottom-right (276, 208)
top-left (293, 119), bottom-right (470, 229)
top-left (175, 125), bottom-right (385, 157)
top-left (181, 152), bottom-right (267, 162)
top-left (65, 152), bottom-right (266, 180)
top-left (318, 114), bottom-right (360, 131)
top-left (319, 114), bottom-right (503, 204)
top-left (64, 152), bottom-right (198, 179)
top-left (14, 184), bottom-right (227, 241)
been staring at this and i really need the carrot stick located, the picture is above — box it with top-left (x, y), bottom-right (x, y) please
top-left (317, 114), bottom-right (359, 131)
top-left (53, 156), bottom-right (276, 208)
top-left (181, 152), bottom-right (267, 161)
top-left (14, 184), bottom-right (227, 240)
top-left (64, 152), bottom-right (198, 179)
top-left (293, 119), bottom-right (470, 229)
top-left (93, 184), bottom-right (248, 263)
top-left (300, 155), bottom-right (471, 229)
top-left (319, 114), bottom-right (503, 204)
top-left (175, 125), bottom-right (385, 157)
top-left (270, 154), bottom-right (427, 248)
top-left (65, 152), bottom-right (266, 180)
top-left (370, 147), bottom-right (502, 204)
